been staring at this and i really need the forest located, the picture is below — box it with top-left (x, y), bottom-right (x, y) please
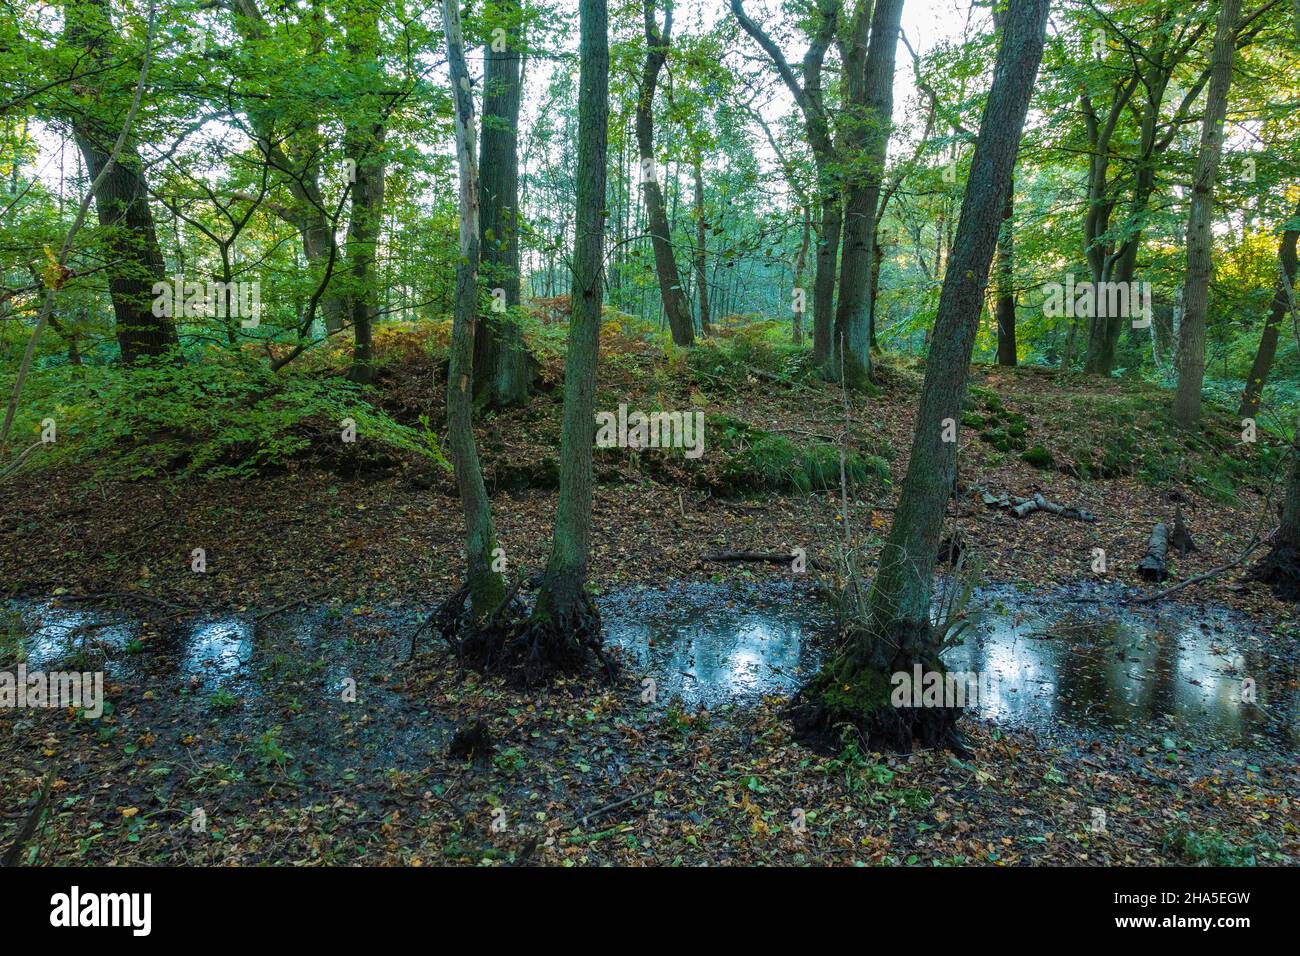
top-left (0, 0), bottom-right (1298, 879)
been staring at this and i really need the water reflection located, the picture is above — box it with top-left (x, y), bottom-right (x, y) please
top-left (946, 602), bottom-right (1297, 743)
top-left (9, 587), bottom-right (1297, 743)
top-left (609, 614), bottom-right (813, 708)
top-left (183, 618), bottom-right (252, 686)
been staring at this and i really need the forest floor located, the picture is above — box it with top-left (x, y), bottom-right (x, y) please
top-left (1, 344), bottom-right (1297, 865)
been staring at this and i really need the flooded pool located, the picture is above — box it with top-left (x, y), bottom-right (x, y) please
top-left (5, 582), bottom-right (1297, 745)
top-left (601, 582), bottom-right (1298, 744)
top-left (949, 588), bottom-right (1298, 744)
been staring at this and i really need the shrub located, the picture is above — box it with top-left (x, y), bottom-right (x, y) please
top-left (13, 351), bottom-right (443, 480)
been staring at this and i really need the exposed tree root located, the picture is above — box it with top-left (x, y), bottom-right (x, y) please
top-left (1248, 542), bottom-right (1300, 601)
top-left (786, 651), bottom-right (969, 757)
top-left (430, 579), bottom-right (616, 687)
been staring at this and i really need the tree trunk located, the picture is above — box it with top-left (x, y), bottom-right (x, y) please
top-left (831, 0), bottom-right (904, 384)
top-left (793, 0), bottom-right (1050, 753)
top-left (475, 0), bottom-right (534, 406)
top-left (229, 0), bottom-right (346, 335)
top-left (636, 0), bottom-right (693, 346)
top-left (442, 0), bottom-right (505, 620)
top-left (62, 0), bottom-right (176, 362)
top-left (523, 0), bottom-right (610, 679)
top-left (793, 204), bottom-right (811, 344)
top-left (731, 0), bottom-right (839, 365)
top-left (994, 176), bottom-right (1017, 365)
top-left (693, 153), bottom-right (712, 335)
top-left (1173, 0), bottom-right (1242, 427)
top-left (1250, 416), bottom-right (1300, 599)
top-left (343, 0), bottom-right (386, 384)
top-left (1239, 196), bottom-right (1300, 420)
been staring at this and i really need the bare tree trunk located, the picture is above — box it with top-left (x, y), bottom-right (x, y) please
top-left (995, 176), bottom-right (1017, 366)
top-left (1174, 0), bottom-right (1242, 427)
top-left (693, 152), bottom-right (712, 335)
top-left (637, 0), bottom-right (693, 346)
top-left (443, 0), bottom-right (505, 620)
top-left (1239, 196), bottom-right (1300, 420)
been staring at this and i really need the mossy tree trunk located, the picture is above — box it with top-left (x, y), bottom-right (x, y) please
top-left (442, 0), bottom-right (505, 621)
top-left (1173, 0), bottom-right (1242, 427)
top-left (62, 0), bottom-right (177, 363)
top-left (831, 0), bottom-right (904, 385)
top-left (794, 0), bottom-right (1051, 752)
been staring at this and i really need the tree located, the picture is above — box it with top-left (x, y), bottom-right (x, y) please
top-left (1240, 196), bottom-right (1300, 420)
top-left (637, 0), bottom-right (693, 346)
top-left (732, 0), bottom-right (840, 366)
top-left (994, 178), bottom-right (1017, 365)
top-left (1173, 0), bottom-right (1243, 427)
top-left (483, 0), bottom-right (612, 684)
top-left (61, 0), bottom-right (176, 362)
top-left (692, 151), bottom-right (712, 335)
top-left (441, 0), bottom-right (507, 624)
top-left (342, 0), bottom-right (387, 384)
top-left (791, 0), bottom-right (1051, 753)
top-left (1250, 417), bottom-right (1300, 599)
top-left (228, 0), bottom-right (348, 336)
top-left (475, 0), bottom-right (536, 406)
top-left (832, 0), bottom-right (904, 383)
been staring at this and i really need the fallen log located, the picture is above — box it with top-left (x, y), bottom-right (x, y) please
top-left (701, 550), bottom-right (830, 572)
top-left (973, 485), bottom-right (1095, 522)
top-left (1138, 523), bottom-right (1170, 582)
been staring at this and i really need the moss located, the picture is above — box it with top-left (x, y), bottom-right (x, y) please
top-left (1022, 444), bottom-right (1054, 469)
top-left (713, 424), bottom-right (888, 496)
top-left (816, 659), bottom-right (893, 714)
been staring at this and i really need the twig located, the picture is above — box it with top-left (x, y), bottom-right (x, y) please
top-left (1130, 539), bottom-right (1266, 605)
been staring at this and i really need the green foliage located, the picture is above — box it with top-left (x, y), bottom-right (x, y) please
top-left (1022, 444), bottom-right (1054, 469)
top-left (1163, 820), bottom-right (1260, 867)
top-left (710, 415), bottom-right (889, 495)
top-left (13, 352), bottom-right (443, 480)
top-left (687, 333), bottom-right (818, 388)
